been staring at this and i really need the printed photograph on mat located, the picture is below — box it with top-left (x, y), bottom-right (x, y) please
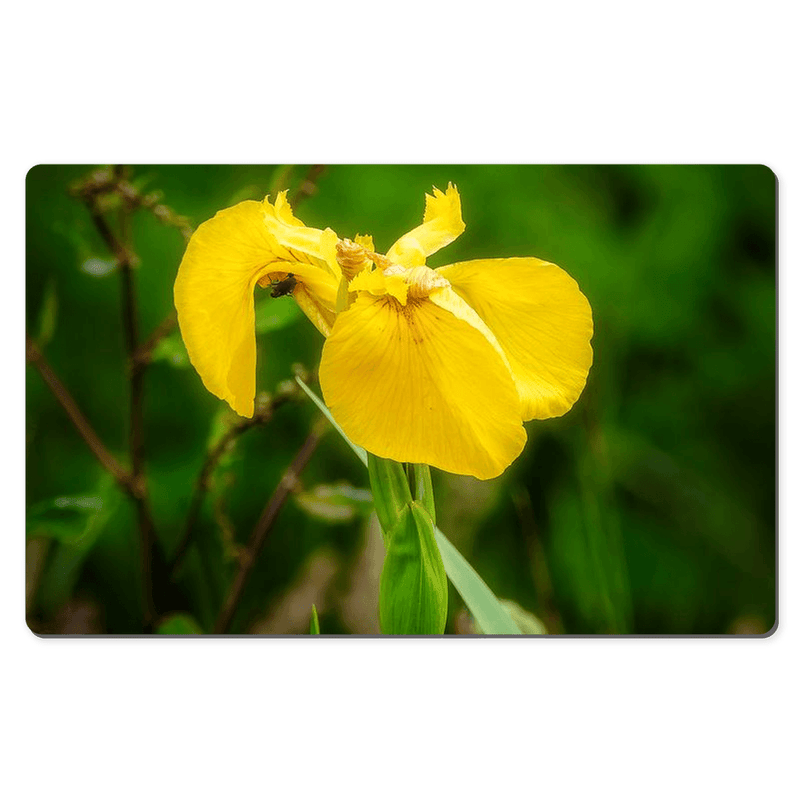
top-left (25, 165), bottom-right (776, 636)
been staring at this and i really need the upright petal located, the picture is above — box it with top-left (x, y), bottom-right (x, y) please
top-left (386, 184), bottom-right (465, 268)
top-left (437, 258), bottom-right (593, 420)
top-left (319, 294), bottom-right (526, 480)
top-left (264, 192), bottom-right (342, 281)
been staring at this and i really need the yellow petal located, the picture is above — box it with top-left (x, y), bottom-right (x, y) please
top-left (354, 233), bottom-right (374, 251)
top-left (174, 200), bottom-right (337, 417)
top-left (437, 258), bottom-right (593, 420)
top-left (427, 285), bottom-right (511, 372)
top-left (386, 184), bottom-right (465, 268)
top-left (263, 192), bottom-right (342, 281)
top-left (174, 201), bottom-right (279, 417)
top-left (349, 268), bottom-right (409, 305)
top-left (319, 294), bottom-right (526, 480)
top-left (292, 282), bottom-right (335, 337)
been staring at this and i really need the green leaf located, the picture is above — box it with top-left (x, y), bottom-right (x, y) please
top-left (294, 482), bottom-right (373, 524)
top-left (31, 475), bottom-right (121, 617)
top-left (309, 605), bottom-right (320, 635)
top-left (27, 494), bottom-right (105, 546)
top-left (379, 502), bottom-right (448, 635)
top-left (368, 454), bottom-right (413, 536)
top-left (255, 296), bottom-right (303, 333)
top-left (156, 613), bottom-right (204, 635)
top-left (150, 332), bottom-right (190, 368)
top-left (433, 530), bottom-right (521, 634)
top-left (295, 378), bottom-right (520, 634)
top-left (473, 600), bottom-right (547, 635)
top-left (296, 376), bottom-right (368, 466)
top-left (412, 463), bottom-right (436, 525)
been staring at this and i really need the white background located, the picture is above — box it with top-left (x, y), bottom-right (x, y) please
top-left (6, 2), bottom-right (796, 798)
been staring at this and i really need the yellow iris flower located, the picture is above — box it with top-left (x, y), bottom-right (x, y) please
top-left (174, 184), bottom-right (593, 479)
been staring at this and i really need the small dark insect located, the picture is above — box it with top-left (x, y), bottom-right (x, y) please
top-left (269, 273), bottom-right (297, 298)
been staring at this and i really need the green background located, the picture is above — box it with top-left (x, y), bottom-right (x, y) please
top-left (25, 164), bottom-right (776, 635)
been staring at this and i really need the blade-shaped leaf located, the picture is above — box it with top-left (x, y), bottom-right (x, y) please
top-left (309, 605), bottom-right (320, 635)
top-left (413, 463), bottom-right (436, 525)
top-left (296, 376), bottom-right (368, 466)
top-left (368, 454), bottom-right (412, 536)
top-left (380, 502), bottom-right (448, 635)
top-left (434, 531), bottom-right (521, 635)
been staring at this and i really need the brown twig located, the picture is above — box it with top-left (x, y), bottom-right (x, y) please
top-left (213, 423), bottom-right (325, 634)
top-left (132, 311), bottom-right (178, 368)
top-left (289, 164), bottom-right (325, 209)
top-left (26, 336), bottom-right (134, 493)
top-left (169, 385), bottom-right (305, 578)
top-left (72, 167), bottom-right (194, 243)
top-left (78, 168), bottom-right (160, 629)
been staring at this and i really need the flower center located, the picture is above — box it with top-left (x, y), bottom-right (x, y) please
top-left (384, 264), bottom-right (450, 299)
top-left (337, 239), bottom-right (450, 304)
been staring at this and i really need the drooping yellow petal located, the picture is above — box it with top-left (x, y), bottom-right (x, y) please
top-left (175, 201), bottom-right (279, 417)
top-left (174, 200), bottom-right (338, 417)
top-left (437, 258), bottom-right (594, 420)
top-left (386, 184), bottom-right (465, 268)
top-left (319, 294), bottom-right (526, 480)
top-left (427, 285), bottom-right (512, 372)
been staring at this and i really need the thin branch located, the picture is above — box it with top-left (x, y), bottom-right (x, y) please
top-left (72, 167), bottom-right (194, 243)
top-left (289, 164), bottom-right (325, 209)
top-left (213, 424), bottom-right (325, 634)
top-left (71, 168), bottom-right (192, 370)
top-left (169, 383), bottom-right (306, 578)
top-left (132, 311), bottom-right (178, 368)
top-left (26, 336), bottom-right (134, 493)
top-left (79, 169), bottom-right (159, 629)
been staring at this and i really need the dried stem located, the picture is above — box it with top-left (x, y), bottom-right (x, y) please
top-left (213, 423), bottom-right (325, 634)
top-left (72, 167), bottom-right (193, 243)
top-left (169, 385), bottom-right (304, 578)
top-left (26, 336), bottom-right (133, 492)
top-left (72, 167), bottom-right (192, 372)
top-left (79, 169), bottom-right (160, 629)
top-left (289, 164), bottom-right (325, 209)
top-left (132, 311), bottom-right (178, 369)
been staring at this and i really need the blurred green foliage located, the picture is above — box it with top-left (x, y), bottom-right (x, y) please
top-left (25, 165), bottom-right (776, 635)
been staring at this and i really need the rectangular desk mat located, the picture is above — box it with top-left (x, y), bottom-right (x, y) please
top-left (25, 164), bottom-right (777, 636)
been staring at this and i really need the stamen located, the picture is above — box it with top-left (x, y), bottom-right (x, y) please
top-left (336, 239), bottom-right (372, 280)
